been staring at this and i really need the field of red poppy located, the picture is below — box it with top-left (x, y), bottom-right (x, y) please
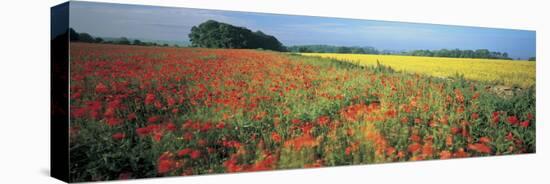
top-left (68, 43), bottom-right (535, 182)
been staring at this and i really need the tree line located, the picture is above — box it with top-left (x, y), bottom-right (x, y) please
top-left (69, 28), bottom-right (179, 47)
top-left (287, 44), bottom-right (517, 60)
top-left (286, 45), bottom-right (379, 54)
top-left (403, 49), bottom-right (512, 60)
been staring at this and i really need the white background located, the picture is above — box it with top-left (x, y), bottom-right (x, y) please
top-left (0, 0), bottom-right (548, 183)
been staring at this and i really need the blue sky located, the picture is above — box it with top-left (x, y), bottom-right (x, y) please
top-left (69, 1), bottom-right (536, 59)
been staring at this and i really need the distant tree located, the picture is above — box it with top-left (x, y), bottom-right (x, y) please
top-left (363, 47), bottom-right (379, 54)
top-left (133, 39), bottom-right (143, 45)
top-left (287, 45), bottom-right (380, 54)
top-left (528, 57), bottom-right (536, 61)
top-left (94, 37), bottom-right (103, 43)
top-left (117, 37), bottom-right (131, 45)
top-left (69, 28), bottom-right (79, 41)
top-left (336, 46), bottom-right (352, 53)
top-left (463, 50), bottom-right (474, 58)
top-left (189, 20), bottom-right (284, 51)
top-left (297, 46), bottom-right (311, 53)
top-left (78, 33), bottom-right (95, 43)
top-left (351, 47), bottom-right (365, 54)
top-left (437, 49), bottom-right (450, 57)
top-left (475, 49), bottom-right (490, 59)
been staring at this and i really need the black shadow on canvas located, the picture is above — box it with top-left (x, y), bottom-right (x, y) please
top-left (51, 2), bottom-right (70, 183)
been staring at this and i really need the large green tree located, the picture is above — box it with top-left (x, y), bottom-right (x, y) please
top-left (189, 20), bottom-right (284, 51)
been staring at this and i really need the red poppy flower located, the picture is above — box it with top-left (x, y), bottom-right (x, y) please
top-left (400, 117), bottom-right (409, 123)
top-left (127, 113), bottom-right (137, 120)
top-left (479, 137), bottom-right (491, 144)
top-left (519, 121), bottom-right (530, 127)
top-left (112, 132), bottom-right (125, 140)
top-left (153, 132), bottom-right (163, 142)
top-left (439, 150), bottom-right (452, 159)
top-left (507, 116), bottom-right (519, 125)
top-left (178, 148), bottom-right (192, 157)
top-left (224, 156), bottom-right (242, 172)
top-left (157, 159), bottom-right (174, 174)
top-left (284, 134), bottom-right (318, 151)
top-left (136, 127), bottom-right (150, 136)
top-left (222, 140), bottom-right (242, 148)
top-left (166, 97), bottom-right (176, 107)
top-left (271, 132), bottom-right (282, 142)
top-left (95, 83), bottom-right (108, 94)
top-left (105, 118), bottom-right (121, 126)
top-left (183, 132), bottom-right (193, 141)
top-left (345, 146), bottom-right (353, 155)
top-left (147, 116), bottom-right (160, 123)
top-left (408, 143), bottom-right (421, 153)
top-left (471, 113), bottom-right (479, 120)
top-left (200, 122), bottom-right (213, 132)
top-left (450, 127), bottom-right (461, 135)
top-left (453, 148), bottom-right (470, 158)
top-left (216, 122), bottom-right (226, 129)
top-left (145, 93), bottom-right (155, 105)
top-left (506, 132), bottom-right (514, 141)
top-left (410, 134), bottom-right (421, 142)
top-left (198, 139), bottom-right (207, 146)
top-left (71, 107), bottom-right (86, 118)
top-left (468, 143), bottom-right (491, 154)
top-left (190, 150), bottom-right (201, 159)
top-left (527, 113), bottom-right (534, 120)
top-left (446, 135), bottom-right (453, 146)
top-left (492, 112), bottom-right (500, 124)
top-left (317, 116), bottom-right (330, 126)
top-left (104, 107), bottom-right (115, 118)
top-left (385, 147), bottom-right (396, 156)
top-left (154, 101), bottom-right (163, 109)
top-left (384, 109), bottom-right (397, 118)
top-left (422, 142), bottom-right (433, 157)
top-left (166, 122), bottom-right (177, 131)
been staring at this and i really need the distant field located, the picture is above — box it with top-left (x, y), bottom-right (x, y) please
top-left (302, 53), bottom-right (535, 87)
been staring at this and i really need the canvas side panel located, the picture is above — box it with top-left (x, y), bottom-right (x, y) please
top-left (51, 2), bottom-right (70, 182)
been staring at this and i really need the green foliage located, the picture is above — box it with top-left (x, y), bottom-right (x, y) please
top-left (132, 39), bottom-right (143, 45)
top-left (69, 120), bottom-right (158, 181)
top-left (188, 20), bottom-right (285, 51)
top-left (117, 37), bottom-right (131, 45)
top-left (287, 45), bottom-right (379, 54)
top-left (78, 33), bottom-right (95, 43)
top-left (289, 45), bottom-right (513, 60)
top-left (94, 37), bottom-right (104, 43)
top-left (68, 28), bottom-right (174, 47)
top-left (69, 28), bottom-right (79, 41)
top-left (69, 28), bottom-right (102, 43)
top-left (407, 48), bottom-right (511, 60)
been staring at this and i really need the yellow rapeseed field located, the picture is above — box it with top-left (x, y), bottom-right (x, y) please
top-left (302, 53), bottom-right (535, 87)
